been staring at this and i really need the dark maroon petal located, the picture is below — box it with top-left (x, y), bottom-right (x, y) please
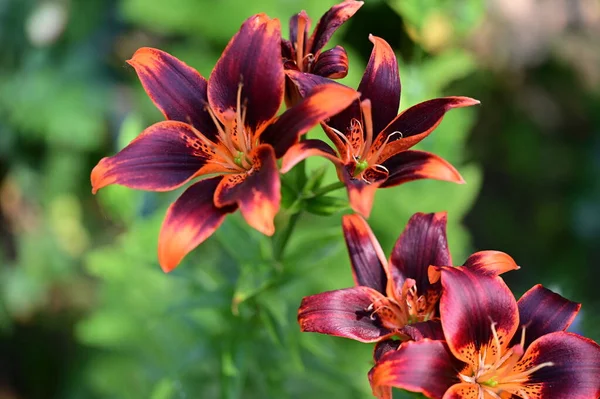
top-left (208, 14), bottom-right (284, 132)
top-left (260, 83), bottom-right (358, 157)
top-left (358, 35), bottom-right (400, 134)
top-left (280, 139), bottom-right (341, 174)
top-left (91, 121), bottom-right (215, 194)
top-left (213, 145), bottom-right (279, 236)
top-left (308, 0), bottom-right (364, 55)
top-left (340, 168), bottom-right (380, 218)
top-left (297, 286), bottom-right (394, 343)
top-left (518, 332), bottom-right (600, 399)
top-left (399, 320), bottom-right (445, 342)
top-left (380, 150), bottom-right (464, 188)
top-left (376, 97), bottom-right (480, 162)
top-left (312, 45), bottom-right (349, 78)
top-left (284, 70), bottom-right (360, 132)
top-left (512, 285), bottom-right (581, 349)
top-left (127, 48), bottom-right (218, 140)
top-left (373, 339), bottom-right (401, 362)
top-left (281, 39), bottom-right (294, 61)
top-left (370, 340), bottom-right (462, 398)
top-left (289, 11), bottom-right (310, 53)
top-left (462, 250), bottom-right (520, 276)
top-left (388, 212), bottom-right (451, 298)
top-left (158, 177), bottom-right (236, 272)
top-left (342, 214), bottom-right (388, 293)
top-left (439, 267), bottom-right (519, 365)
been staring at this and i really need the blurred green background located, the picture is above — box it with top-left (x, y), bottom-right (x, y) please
top-left (1, 0), bottom-right (599, 398)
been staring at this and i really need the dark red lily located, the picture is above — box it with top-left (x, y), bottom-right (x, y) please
top-left (90, 14), bottom-right (358, 272)
top-left (370, 267), bottom-right (600, 399)
top-left (297, 212), bottom-right (517, 343)
top-left (282, 0), bottom-right (363, 105)
top-left (282, 35), bottom-right (479, 217)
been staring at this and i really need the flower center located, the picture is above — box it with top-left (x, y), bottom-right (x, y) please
top-left (327, 100), bottom-right (403, 184)
top-left (203, 82), bottom-right (254, 172)
top-left (459, 323), bottom-right (555, 398)
top-left (365, 297), bottom-right (408, 330)
top-left (401, 279), bottom-right (438, 323)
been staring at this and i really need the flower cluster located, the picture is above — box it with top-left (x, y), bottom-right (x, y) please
top-left (90, 1), bottom-right (600, 398)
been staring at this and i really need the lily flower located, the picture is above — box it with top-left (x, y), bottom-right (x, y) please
top-left (282, 35), bottom-right (479, 217)
top-left (297, 212), bottom-right (517, 343)
top-left (370, 267), bottom-right (600, 399)
top-left (90, 14), bottom-right (358, 272)
top-left (282, 0), bottom-right (363, 105)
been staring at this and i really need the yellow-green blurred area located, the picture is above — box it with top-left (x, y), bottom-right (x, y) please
top-left (1, 0), bottom-right (599, 398)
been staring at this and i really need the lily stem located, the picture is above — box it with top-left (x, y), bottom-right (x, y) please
top-left (307, 181), bottom-right (345, 198)
top-left (274, 211), bottom-right (301, 262)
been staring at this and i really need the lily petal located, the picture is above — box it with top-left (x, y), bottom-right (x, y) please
top-left (376, 97), bottom-right (480, 162)
top-left (399, 320), bottom-right (445, 342)
top-left (284, 70), bottom-right (360, 135)
top-left (208, 14), bottom-right (284, 133)
top-left (342, 214), bottom-right (388, 293)
top-left (214, 145), bottom-right (279, 236)
top-left (289, 11), bottom-right (310, 51)
top-left (441, 383), bottom-right (479, 399)
top-left (439, 267), bottom-right (519, 366)
top-left (308, 0), bottom-right (363, 55)
top-left (380, 150), bottom-right (464, 188)
top-left (513, 285), bottom-right (580, 349)
top-left (463, 250), bottom-right (520, 276)
top-left (158, 177), bottom-right (236, 272)
top-left (260, 83), bottom-right (359, 157)
top-left (127, 48), bottom-right (218, 140)
top-left (312, 45), bottom-right (349, 78)
top-left (373, 339), bottom-right (401, 362)
top-left (297, 286), bottom-right (395, 343)
top-left (91, 121), bottom-right (217, 194)
top-left (358, 35), bottom-right (400, 134)
top-left (514, 332), bottom-right (600, 399)
top-left (340, 169), bottom-right (379, 218)
top-left (388, 212), bottom-right (451, 298)
top-left (370, 340), bottom-right (462, 399)
top-left (280, 139), bottom-right (341, 174)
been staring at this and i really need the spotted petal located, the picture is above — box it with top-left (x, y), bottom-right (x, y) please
top-left (298, 286), bottom-right (395, 343)
top-left (513, 285), bottom-right (580, 349)
top-left (213, 145), bottom-right (279, 236)
top-left (158, 177), bottom-right (236, 272)
top-left (514, 332), bottom-right (600, 399)
top-left (209, 14), bottom-right (284, 133)
top-left (127, 48), bottom-right (218, 140)
top-left (370, 340), bottom-right (462, 399)
top-left (91, 121), bottom-right (218, 194)
top-left (439, 267), bottom-right (519, 366)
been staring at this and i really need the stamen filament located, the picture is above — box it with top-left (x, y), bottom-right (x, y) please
top-left (296, 17), bottom-right (306, 70)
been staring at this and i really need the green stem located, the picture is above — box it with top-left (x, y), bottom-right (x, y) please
top-left (307, 181), bottom-right (345, 198)
top-left (274, 211), bottom-right (301, 261)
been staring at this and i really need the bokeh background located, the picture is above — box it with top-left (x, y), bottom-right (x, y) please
top-left (1, 0), bottom-right (599, 398)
